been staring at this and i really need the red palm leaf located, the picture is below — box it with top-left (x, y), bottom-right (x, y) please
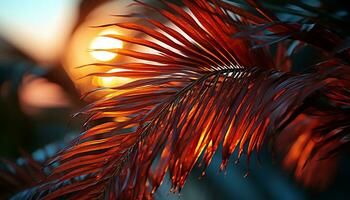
top-left (17, 1), bottom-right (349, 199)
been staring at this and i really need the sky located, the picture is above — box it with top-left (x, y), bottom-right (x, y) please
top-left (0, 0), bottom-right (79, 64)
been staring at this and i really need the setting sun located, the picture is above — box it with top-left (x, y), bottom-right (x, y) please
top-left (89, 29), bottom-right (123, 62)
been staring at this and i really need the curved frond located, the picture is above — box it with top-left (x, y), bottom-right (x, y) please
top-left (49, 67), bottom-right (329, 199)
top-left (23, 0), bottom-right (349, 199)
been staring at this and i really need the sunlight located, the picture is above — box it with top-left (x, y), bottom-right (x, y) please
top-left (89, 29), bottom-right (123, 62)
top-left (93, 68), bottom-right (132, 88)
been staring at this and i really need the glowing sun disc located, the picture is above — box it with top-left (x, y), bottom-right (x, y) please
top-left (89, 29), bottom-right (123, 61)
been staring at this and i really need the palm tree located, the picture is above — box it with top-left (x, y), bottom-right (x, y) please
top-left (2, 0), bottom-right (350, 199)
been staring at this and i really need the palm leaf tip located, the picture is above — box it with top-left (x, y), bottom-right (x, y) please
top-left (18, 0), bottom-right (350, 199)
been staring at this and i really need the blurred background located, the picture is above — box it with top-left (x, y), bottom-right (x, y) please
top-left (0, 0), bottom-right (349, 199)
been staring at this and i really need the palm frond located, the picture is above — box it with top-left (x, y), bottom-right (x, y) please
top-left (0, 147), bottom-right (57, 199)
top-left (17, 0), bottom-right (350, 199)
top-left (276, 60), bottom-right (350, 189)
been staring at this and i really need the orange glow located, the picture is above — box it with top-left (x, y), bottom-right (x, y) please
top-left (62, 2), bottom-right (157, 99)
top-left (19, 77), bottom-right (71, 115)
top-left (93, 68), bottom-right (132, 88)
top-left (284, 133), bottom-right (308, 167)
top-left (89, 29), bottom-right (123, 62)
top-left (114, 116), bottom-right (130, 123)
